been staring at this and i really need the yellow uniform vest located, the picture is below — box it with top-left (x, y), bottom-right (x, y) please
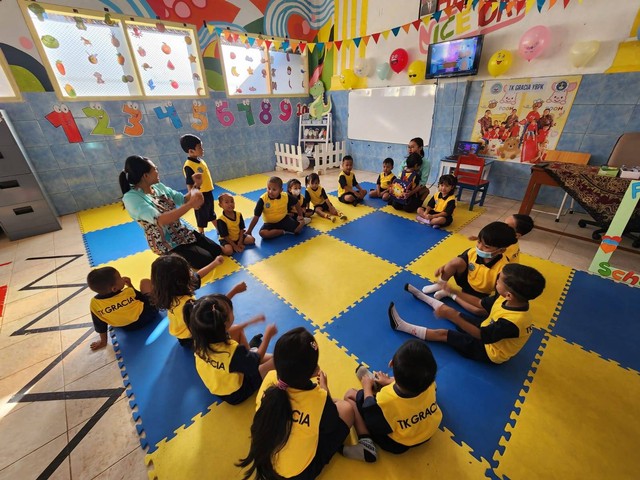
top-left (338, 171), bottom-right (356, 197)
top-left (90, 287), bottom-right (143, 327)
top-left (184, 158), bottom-right (214, 192)
top-left (433, 192), bottom-right (456, 213)
top-left (306, 186), bottom-right (326, 207)
top-left (376, 382), bottom-right (442, 446)
top-left (217, 211), bottom-right (242, 242)
top-left (504, 242), bottom-right (520, 263)
top-left (167, 294), bottom-right (193, 339)
top-left (466, 249), bottom-right (509, 295)
top-left (256, 370), bottom-right (327, 477)
top-left (379, 172), bottom-right (396, 189)
top-left (482, 297), bottom-right (533, 364)
top-left (195, 340), bottom-right (243, 395)
top-left (289, 194), bottom-right (304, 214)
top-left (259, 192), bottom-right (290, 223)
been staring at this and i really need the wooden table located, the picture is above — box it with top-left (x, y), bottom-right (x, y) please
top-left (518, 165), bottom-right (559, 215)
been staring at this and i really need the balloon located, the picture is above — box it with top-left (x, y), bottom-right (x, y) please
top-left (339, 69), bottom-right (356, 89)
top-left (376, 62), bottom-right (390, 80)
top-left (487, 49), bottom-right (513, 77)
top-left (389, 48), bottom-right (409, 73)
top-left (518, 25), bottom-right (551, 62)
top-left (407, 60), bottom-right (426, 84)
top-left (569, 40), bottom-right (600, 68)
top-left (353, 57), bottom-right (369, 77)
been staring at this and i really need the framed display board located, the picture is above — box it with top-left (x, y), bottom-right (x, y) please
top-left (0, 50), bottom-right (21, 102)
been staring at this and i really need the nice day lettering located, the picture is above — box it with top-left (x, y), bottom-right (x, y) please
top-left (396, 402), bottom-right (439, 430)
top-left (97, 296), bottom-right (134, 315)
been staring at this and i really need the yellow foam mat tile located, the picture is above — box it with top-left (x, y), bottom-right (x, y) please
top-left (519, 254), bottom-right (573, 331)
top-left (309, 195), bottom-right (374, 233)
top-left (216, 174), bottom-right (272, 194)
top-left (495, 335), bottom-right (640, 479)
top-left (247, 235), bottom-right (400, 327)
top-left (406, 234), bottom-right (475, 283)
top-left (95, 250), bottom-right (158, 288)
top-left (181, 209), bottom-right (214, 233)
top-left (444, 204), bottom-right (485, 233)
top-left (78, 202), bottom-right (134, 233)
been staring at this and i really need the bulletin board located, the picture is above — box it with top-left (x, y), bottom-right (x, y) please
top-left (348, 85), bottom-right (437, 145)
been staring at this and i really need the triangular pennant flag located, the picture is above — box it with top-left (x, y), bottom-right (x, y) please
top-left (537, 0), bottom-right (546, 12)
top-left (563, 0), bottom-right (570, 6)
top-left (299, 43), bottom-right (306, 53)
top-left (401, 24), bottom-right (410, 34)
top-left (265, 40), bottom-right (272, 49)
top-left (247, 36), bottom-right (255, 46)
top-left (506, 1), bottom-right (514, 14)
top-left (353, 37), bottom-right (362, 48)
top-left (362, 35), bottom-right (371, 46)
top-left (290, 40), bottom-right (299, 51)
top-left (472, 0), bottom-right (480, 9)
top-left (206, 23), bottom-right (214, 35)
top-left (549, 0), bottom-right (557, 7)
top-left (214, 27), bottom-right (222, 37)
top-left (334, 40), bottom-right (342, 50)
top-left (315, 42), bottom-right (324, 52)
top-left (422, 17), bottom-right (431, 26)
top-left (372, 32), bottom-right (381, 43)
top-left (325, 41), bottom-right (333, 50)
top-left (491, 1), bottom-right (500, 12)
top-left (516, 0), bottom-right (527, 12)
top-left (231, 33), bottom-right (238, 42)
top-left (433, 10), bottom-right (443, 22)
top-left (272, 40), bottom-right (281, 50)
top-left (391, 27), bottom-right (401, 36)
top-left (224, 30), bottom-right (232, 40)
top-left (281, 40), bottom-right (289, 50)
top-left (412, 19), bottom-right (421, 30)
top-left (307, 43), bottom-right (315, 53)
top-left (526, 0), bottom-right (536, 12)
top-left (500, 1), bottom-right (508, 12)
top-left (444, 5), bottom-right (454, 16)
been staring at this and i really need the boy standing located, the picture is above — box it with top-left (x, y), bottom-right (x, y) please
top-left (390, 263), bottom-right (546, 364)
top-left (246, 177), bottom-right (306, 239)
top-left (181, 134), bottom-right (215, 234)
top-left (87, 267), bottom-right (159, 350)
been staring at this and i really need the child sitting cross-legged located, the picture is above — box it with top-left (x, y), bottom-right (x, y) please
top-left (216, 193), bottom-right (256, 256)
top-left (343, 339), bottom-right (442, 455)
top-left (369, 157), bottom-right (396, 202)
top-left (389, 263), bottom-right (546, 364)
top-left (305, 172), bottom-right (346, 222)
top-left (416, 174), bottom-right (457, 229)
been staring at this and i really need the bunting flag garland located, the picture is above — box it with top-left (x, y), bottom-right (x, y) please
top-left (206, 0), bottom-right (580, 55)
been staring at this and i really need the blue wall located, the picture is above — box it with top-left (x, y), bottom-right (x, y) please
top-left (334, 72), bottom-right (640, 207)
top-left (0, 92), bottom-right (299, 215)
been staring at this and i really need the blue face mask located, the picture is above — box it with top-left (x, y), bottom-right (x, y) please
top-left (476, 246), bottom-right (495, 259)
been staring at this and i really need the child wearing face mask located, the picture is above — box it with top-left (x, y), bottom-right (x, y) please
top-left (421, 222), bottom-right (517, 307)
top-left (287, 179), bottom-right (313, 222)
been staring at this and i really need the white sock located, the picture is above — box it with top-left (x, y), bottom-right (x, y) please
top-left (406, 284), bottom-right (444, 311)
top-left (389, 303), bottom-right (427, 340)
top-left (434, 290), bottom-right (450, 300)
top-left (421, 283), bottom-right (441, 294)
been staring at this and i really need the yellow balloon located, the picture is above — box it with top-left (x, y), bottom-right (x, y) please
top-left (407, 60), bottom-right (426, 84)
top-left (487, 50), bottom-right (513, 77)
top-left (339, 69), bottom-right (356, 89)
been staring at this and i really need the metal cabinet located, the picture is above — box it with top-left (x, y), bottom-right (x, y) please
top-left (0, 110), bottom-right (60, 240)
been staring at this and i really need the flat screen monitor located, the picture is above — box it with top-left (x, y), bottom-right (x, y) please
top-left (425, 35), bottom-right (484, 79)
top-left (454, 140), bottom-right (483, 156)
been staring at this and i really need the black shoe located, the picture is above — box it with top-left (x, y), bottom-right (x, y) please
top-left (388, 302), bottom-right (399, 330)
top-left (249, 334), bottom-right (263, 349)
top-left (404, 283), bottom-right (409, 292)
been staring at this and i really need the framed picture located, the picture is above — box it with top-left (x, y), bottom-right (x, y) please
top-left (420, 0), bottom-right (438, 18)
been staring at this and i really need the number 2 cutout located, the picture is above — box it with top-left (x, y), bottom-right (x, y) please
top-left (45, 105), bottom-right (83, 143)
top-left (82, 104), bottom-right (115, 135)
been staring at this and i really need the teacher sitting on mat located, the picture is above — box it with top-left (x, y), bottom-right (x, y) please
top-left (119, 155), bottom-right (223, 269)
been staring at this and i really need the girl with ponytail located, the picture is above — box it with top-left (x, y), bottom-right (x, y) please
top-left (238, 327), bottom-right (375, 480)
top-left (185, 294), bottom-right (276, 405)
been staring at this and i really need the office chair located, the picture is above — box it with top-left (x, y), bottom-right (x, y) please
top-left (454, 154), bottom-right (490, 211)
top-left (577, 132), bottom-right (640, 247)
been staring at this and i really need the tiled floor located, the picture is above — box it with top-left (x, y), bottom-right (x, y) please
top-left (0, 169), bottom-right (638, 479)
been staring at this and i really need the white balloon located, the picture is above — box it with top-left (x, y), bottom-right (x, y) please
top-left (353, 57), bottom-right (369, 77)
top-left (569, 40), bottom-right (600, 68)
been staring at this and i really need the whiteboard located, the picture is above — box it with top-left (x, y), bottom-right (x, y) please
top-left (348, 85), bottom-right (437, 145)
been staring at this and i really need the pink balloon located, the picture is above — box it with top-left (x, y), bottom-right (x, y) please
top-left (389, 48), bottom-right (409, 73)
top-left (518, 25), bottom-right (551, 62)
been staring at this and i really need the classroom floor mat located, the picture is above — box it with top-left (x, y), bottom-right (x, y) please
top-left (379, 203), bottom-right (485, 234)
top-left (77, 202), bottom-right (134, 233)
top-left (216, 174), bottom-right (273, 194)
top-left (74, 175), bottom-right (640, 480)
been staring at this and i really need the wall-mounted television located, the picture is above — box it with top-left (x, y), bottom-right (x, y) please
top-left (425, 35), bottom-right (484, 79)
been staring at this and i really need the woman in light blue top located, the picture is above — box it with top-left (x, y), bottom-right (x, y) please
top-left (119, 155), bottom-right (222, 269)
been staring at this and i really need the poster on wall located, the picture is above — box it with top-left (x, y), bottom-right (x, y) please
top-left (419, 0), bottom-right (438, 18)
top-left (472, 76), bottom-right (582, 164)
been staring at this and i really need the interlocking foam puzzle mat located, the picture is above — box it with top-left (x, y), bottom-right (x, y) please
top-left (79, 173), bottom-right (640, 479)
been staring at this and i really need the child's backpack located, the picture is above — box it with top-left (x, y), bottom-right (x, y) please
top-left (389, 170), bottom-right (418, 204)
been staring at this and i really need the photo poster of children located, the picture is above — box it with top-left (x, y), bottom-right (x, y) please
top-left (419, 0), bottom-right (438, 18)
top-left (472, 76), bottom-right (582, 164)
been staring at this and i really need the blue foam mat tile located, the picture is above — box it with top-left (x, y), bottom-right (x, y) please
top-left (553, 270), bottom-right (640, 371)
top-left (328, 211), bottom-right (448, 266)
top-left (242, 188), bottom-right (267, 203)
top-left (197, 269), bottom-right (315, 343)
top-left (83, 222), bottom-right (150, 266)
top-left (230, 221), bottom-right (321, 267)
top-left (355, 181), bottom-right (390, 209)
top-left (323, 269), bottom-right (543, 463)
